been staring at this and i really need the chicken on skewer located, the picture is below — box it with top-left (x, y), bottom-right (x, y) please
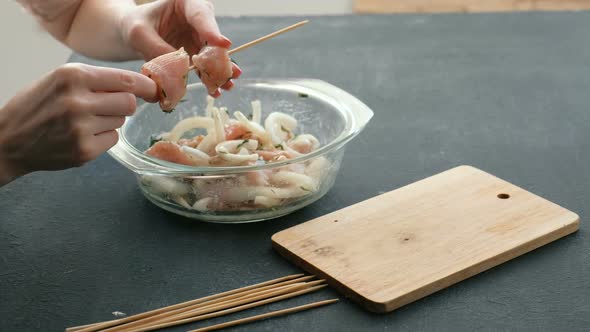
top-left (140, 47), bottom-right (190, 113)
top-left (192, 45), bottom-right (234, 96)
top-left (140, 20), bottom-right (308, 113)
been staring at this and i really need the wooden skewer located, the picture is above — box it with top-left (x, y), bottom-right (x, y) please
top-left (187, 298), bottom-right (339, 332)
top-left (116, 281), bottom-right (325, 332)
top-left (68, 274), bottom-right (304, 332)
top-left (127, 284), bottom-right (328, 332)
top-left (187, 20), bottom-right (309, 71)
top-left (66, 322), bottom-right (104, 332)
top-left (98, 277), bottom-right (317, 332)
top-left (106, 282), bottom-right (313, 332)
top-left (227, 20), bottom-right (309, 55)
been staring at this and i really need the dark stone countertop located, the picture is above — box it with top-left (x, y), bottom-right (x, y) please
top-left (1, 13), bottom-right (589, 331)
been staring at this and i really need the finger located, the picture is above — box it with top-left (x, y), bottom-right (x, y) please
top-left (85, 92), bottom-right (138, 116)
top-left (85, 130), bottom-right (119, 160)
top-left (220, 80), bottom-right (233, 91)
top-left (184, 0), bottom-right (231, 48)
top-left (90, 116), bottom-right (126, 135)
top-left (128, 23), bottom-right (176, 61)
top-left (85, 68), bottom-right (158, 102)
top-left (210, 88), bottom-right (221, 98)
top-left (231, 63), bottom-right (242, 79)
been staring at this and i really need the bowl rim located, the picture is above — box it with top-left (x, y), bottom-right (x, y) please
top-left (109, 78), bottom-right (373, 175)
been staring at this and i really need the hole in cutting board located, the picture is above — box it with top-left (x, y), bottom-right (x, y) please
top-left (497, 193), bottom-right (510, 199)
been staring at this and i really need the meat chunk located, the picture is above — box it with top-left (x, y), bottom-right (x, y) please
top-left (146, 141), bottom-right (196, 166)
top-left (141, 47), bottom-right (190, 112)
top-left (224, 123), bottom-right (252, 140)
top-left (192, 46), bottom-right (233, 96)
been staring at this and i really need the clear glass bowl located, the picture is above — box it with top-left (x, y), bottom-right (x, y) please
top-left (108, 79), bottom-right (373, 223)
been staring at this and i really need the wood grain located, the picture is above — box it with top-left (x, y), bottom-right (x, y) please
top-left (354, 0), bottom-right (590, 13)
top-left (272, 165), bottom-right (580, 313)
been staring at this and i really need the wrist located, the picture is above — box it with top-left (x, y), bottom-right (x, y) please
top-left (66, 0), bottom-right (141, 61)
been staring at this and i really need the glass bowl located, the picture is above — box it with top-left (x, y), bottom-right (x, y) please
top-left (108, 78), bottom-right (373, 223)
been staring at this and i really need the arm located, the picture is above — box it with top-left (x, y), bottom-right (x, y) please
top-left (20, 0), bottom-right (242, 65)
top-left (19, 0), bottom-right (139, 61)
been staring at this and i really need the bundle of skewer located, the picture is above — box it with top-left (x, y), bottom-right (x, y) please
top-left (66, 274), bottom-right (336, 332)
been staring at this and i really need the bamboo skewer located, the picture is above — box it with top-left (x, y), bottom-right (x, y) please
top-left (66, 274), bottom-right (330, 332)
top-left (68, 274), bottom-right (304, 332)
top-left (126, 284), bottom-right (328, 332)
top-left (97, 277), bottom-right (317, 332)
top-left (114, 281), bottom-right (325, 332)
top-left (187, 20), bottom-right (309, 71)
top-left (227, 20), bottom-right (309, 55)
top-left (67, 322), bottom-right (106, 332)
top-left (187, 299), bottom-right (339, 332)
top-left (106, 282), bottom-right (313, 332)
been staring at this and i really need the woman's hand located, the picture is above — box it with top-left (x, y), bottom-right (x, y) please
top-left (122, 0), bottom-right (227, 59)
top-left (0, 63), bottom-right (157, 186)
top-left (120, 0), bottom-right (241, 92)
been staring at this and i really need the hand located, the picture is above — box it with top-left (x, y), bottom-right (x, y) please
top-left (0, 63), bottom-right (157, 186)
top-left (120, 0), bottom-right (242, 94)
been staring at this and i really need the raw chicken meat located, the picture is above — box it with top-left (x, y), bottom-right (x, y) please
top-left (192, 46), bottom-right (233, 96)
top-left (141, 47), bottom-right (190, 112)
top-left (224, 123), bottom-right (252, 140)
top-left (146, 141), bottom-right (197, 166)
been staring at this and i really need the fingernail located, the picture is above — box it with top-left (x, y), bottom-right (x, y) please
top-left (233, 65), bottom-right (242, 78)
top-left (221, 35), bottom-right (232, 46)
top-left (222, 81), bottom-right (234, 91)
top-left (210, 89), bottom-right (221, 98)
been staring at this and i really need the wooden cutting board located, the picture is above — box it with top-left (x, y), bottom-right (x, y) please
top-left (272, 165), bottom-right (580, 313)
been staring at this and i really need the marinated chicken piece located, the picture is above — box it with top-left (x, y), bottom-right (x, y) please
top-left (141, 47), bottom-right (190, 112)
top-left (192, 46), bottom-right (233, 96)
top-left (146, 141), bottom-right (197, 166)
top-left (224, 123), bottom-right (252, 140)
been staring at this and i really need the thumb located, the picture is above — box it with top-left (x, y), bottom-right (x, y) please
top-left (128, 24), bottom-right (176, 61)
top-left (184, 0), bottom-right (231, 48)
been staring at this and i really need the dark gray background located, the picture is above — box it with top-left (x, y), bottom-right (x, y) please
top-left (1, 13), bottom-right (589, 331)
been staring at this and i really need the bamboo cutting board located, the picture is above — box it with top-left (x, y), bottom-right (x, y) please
top-left (272, 165), bottom-right (580, 313)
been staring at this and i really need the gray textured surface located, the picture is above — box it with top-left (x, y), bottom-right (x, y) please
top-left (1, 13), bottom-right (589, 332)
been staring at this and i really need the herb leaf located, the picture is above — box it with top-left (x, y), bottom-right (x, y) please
top-left (236, 139), bottom-right (250, 150)
top-left (149, 134), bottom-right (163, 147)
top-left (275, 144), bottom-right (284, 150)
top-left (298, 92), bottom-right (309, 98)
